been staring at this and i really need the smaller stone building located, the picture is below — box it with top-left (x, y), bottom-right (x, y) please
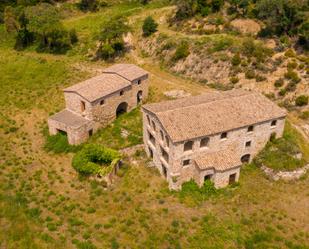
top-left (48, 64), bottom-right (149, 144)
top-left (142, 90), bottom-right (287, 190)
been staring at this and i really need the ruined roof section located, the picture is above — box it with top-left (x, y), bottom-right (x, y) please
top-left (48, 109), bottom-right (91, 128)
top-left (63, 73), bottom-right (131, 102)
top-left (143, 90), bottom-right (287, 143)
top-left (195, 148), bottom-right (241, 171)
top-left (103, 64), bottom-right (148, 81)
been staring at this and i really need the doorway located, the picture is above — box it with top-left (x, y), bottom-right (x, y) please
top-left (137, 90), bottom-right (143, 104)
top-left (241, 154), bottom-right (251, 164)
top-left (229, 173), bottom-right (236, 184)
top-left (88, 129), bottom-right (93, 137)
top-left (116, 102), bottom-right (128, 117)
top-left (204, 174), bottom-right (212, 182)
top-left (162, 164), bottom-right (167, 178)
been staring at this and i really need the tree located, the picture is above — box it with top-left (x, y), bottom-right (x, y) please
top-left (256, 0), bottom-right (307, 36)
top-left (97, 17), bottom-right (129, 59)
top-left (228, 0), bottom-right (251, 16)
top-left (78, 0), bottom-right (98, 12)
top-left (142, 16), bottom-right (158, 37)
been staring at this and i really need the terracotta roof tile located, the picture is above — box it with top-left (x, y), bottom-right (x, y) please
top-left (103, 64), bottom-right (148, 81)
top-left (143, 90), bottom-right (286, 143)
top-left (194, 148), bottom-right (241, 171)
top-left (48, 109), bottom-right (92, 128)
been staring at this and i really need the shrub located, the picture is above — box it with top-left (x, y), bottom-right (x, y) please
top-left (284, 49), bottom-right (296, 57)
top-left (245, 69), bottom-right (255, 79)
top-left (255, 74), bottom-right (266, 82)
top-left (72, 144), bottom-right (120, 175)
top-left (287, 61), bottom-right (297, 70)
top-left (241, 38), bottom-right (273, 62)
top-left (285, 82), bottom-right (296, 92)
top-left (78, 0), bottom-right (98, 12)
top-left (231, 53), bottom-right (241, 66)
top-left (142, 16), bottom-right (158, 37)
top-left (274, 78), bottom-right (284, 88)
top-left (278, 88), bottom-right (287, 96)
top-left (295, 95), bottom-right (308, 106)
top-left (172, 41), bottom-right (190, 61)
top-left (230, 76), bottom-right (239, 84)
top-left (284, 70), bottom-right (301, 84)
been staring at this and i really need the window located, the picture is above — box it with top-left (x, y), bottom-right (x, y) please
top-left (88, 129), bottom-right (93, 137)
top-left (220, 132), bottom-right (228, 139)
top-left (245, 141), bottom-right (251, 147)
top-left (247, 125), bottom-right (254, 132)
top-left (81, 101), bottom-right (86, 112)
top-left (152, 121), bottom-right (156, 131)
top-left (160, 130), bottom-right (164, 141)
top-left (184, 141), bottom-right (193, 151)
top-left (183, 159), bottom-right (190, 166)
top-left (146, 115), bottom-right (150, 125)
top-left (165, 136), bottom-right (169, 147)
top-left (161, 146), bottom-right (169, 163)
top-left (271, 120), bottom-right (277, 127)
top-left (100, 99), bottom-right (105, 105)
top-left (148, 132), bottom-right (155, 146)
top-left (200, 137), bottom-right (209, 148)
top-left (137, 79), bottom-right (142, 85)
top-left (120, 90), bottom-right (124, 96)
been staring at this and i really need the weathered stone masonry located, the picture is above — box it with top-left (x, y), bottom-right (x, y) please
top-left (48, 64), bottom-right (149, 145)
top-left (142, 90), bottom-right (286, 190)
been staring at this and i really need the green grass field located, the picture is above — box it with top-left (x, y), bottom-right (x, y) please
top-left (0, 1), bottom-right (309, 248)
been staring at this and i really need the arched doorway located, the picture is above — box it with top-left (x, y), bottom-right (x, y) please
top-left (116, 102), bottom-right (128, 117)
top-left (137, 90), bottom-right (143, 104)
top-left (241, 154), bottom-right (251, 164)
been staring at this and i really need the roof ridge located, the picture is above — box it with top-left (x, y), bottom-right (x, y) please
top-left (156, 90), bottom-right (254, 115)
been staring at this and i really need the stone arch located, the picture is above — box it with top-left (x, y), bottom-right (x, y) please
top-left (241, 154), bottom-right (251, 164)
top-left (137, 90), bottom-right (143, 104)
top-left (116, 102), bottom-right (128, 117)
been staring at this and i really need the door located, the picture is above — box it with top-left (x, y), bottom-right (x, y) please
top-left (229, 173), bottom-right (236, 185)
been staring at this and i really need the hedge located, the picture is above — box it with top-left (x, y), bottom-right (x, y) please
top-left (72, 144), bottom-right (120, 175)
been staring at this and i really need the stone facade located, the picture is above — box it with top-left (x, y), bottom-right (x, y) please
top-left (48, 64), bottom-right (149, 145)
top-left (142, 90), bottom-right (286, 190)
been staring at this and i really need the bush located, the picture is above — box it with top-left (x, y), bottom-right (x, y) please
top-left (172, 41), bottom-right (190, 61)
top-left (287, 61), bottom-right (297, 70)
top-left (255, 74), bottom-right (266, 82)
top-left (284, 70), bottom-right (301, 84)
top-left (142, 16), bottom-right (158, 37)
top-left (78, 0), bottom-right (98, 12)
top-left (245, 69), bottom-right (255, 79)
top-left (299, 111), bottom-right (309, 120)
top-left (284, 49), bottom-right (296, 57)
top-left (230, 76), bottom-right (239, 84)
top-left (231, 53), bottom-right (241, 66)
top-left (295, 95), bottom-right (308, 106)
top-left (285, 82), bottom-right (296, 92)
top-left (72, 144), bottom-right (120, 175)
top-left (274, 78), bottom-right (284, 88)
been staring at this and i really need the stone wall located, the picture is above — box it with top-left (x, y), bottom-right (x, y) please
top-left (48, 118), bottom-right (96, 145)
top-left (142, 109), bottom-right (285, 190)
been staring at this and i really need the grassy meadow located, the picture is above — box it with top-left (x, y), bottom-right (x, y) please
top-left (0, 1), bottom-right (309, 249)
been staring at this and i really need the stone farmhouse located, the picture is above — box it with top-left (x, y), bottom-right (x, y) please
top-left (142, 90), bottom-right (287, 190)
top-left (48, 64), bottom-right (149, 144)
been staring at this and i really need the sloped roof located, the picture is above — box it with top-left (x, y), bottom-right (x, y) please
top-left (64, 73), bottom-right (131, 102)
top-left (194, 148), bottom-right (241, 171)
top-left (103, 64), bottom-right (148, 81)
top-left (48, 109), bottom-right (91, 128)
top-left (143, 90), bottom-right (287, 143)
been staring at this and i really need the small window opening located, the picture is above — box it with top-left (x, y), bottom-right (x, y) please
top-left (200, 137), bottom-right (209, 148)
top-left (152, 121), bottom-right (156, 131)
top-left (81, 101), bottom-right (86, 112)
top-left (220, 132), bottom-right (228, 139)
top-left (247, 125), bottom-right (254, 132)
top-left (137, 79), bottom-right (142, 85)
top-left (183, 159), bottom-right (190, 166)
top-left (245, 141), bottom-right (251, 147)
top-left (184, 141), bottom-right (193, 152)
top-left (165, 136), bottom-right (169, 147)
top-left (120, 90), bottom-right (124, 96)
top-left (88, 129), bottom-right (93, 137)
top-left (271, 120), bottom-right (277, 127)
top-left (160, 130), bottom-right (164, 141)
top-left (100, 99), bottom-right (105, 105)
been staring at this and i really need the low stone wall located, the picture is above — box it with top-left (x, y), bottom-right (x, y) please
top-left (90, 160), bottom-right (122, 187)
top-left (261, 164), bottom-right (309, 181)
